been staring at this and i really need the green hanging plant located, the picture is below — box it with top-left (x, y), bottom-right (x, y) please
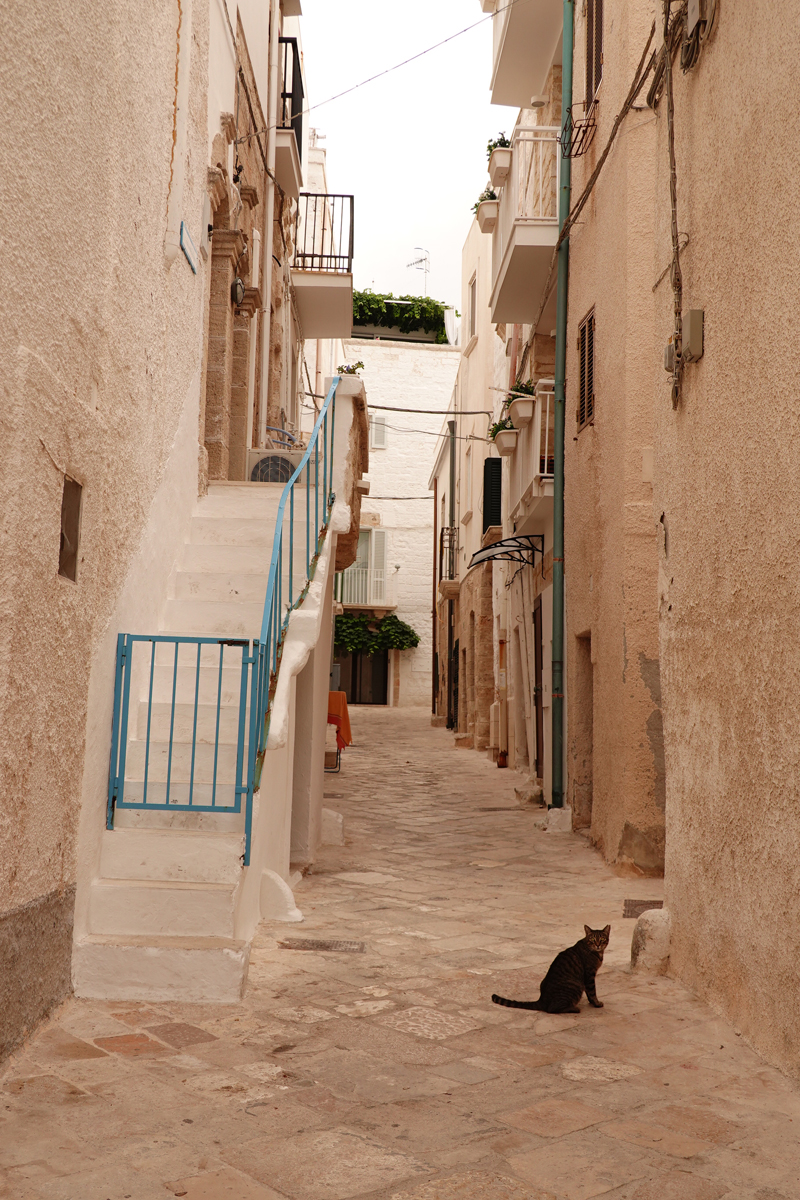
top-left (503, 379), bottom-right (537, 410)
top-left (352, 291), bottom-right (453, 344)
top-left (334, 612), bottom-right (420, 655)
top-left (486, 132), bottom-right (511, 159)
top-left (472, 183), bottom-right (497, 214)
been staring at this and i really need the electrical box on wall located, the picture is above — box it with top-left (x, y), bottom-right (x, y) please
top-left (683, 309), bottom-right (704, 362)
top-left (687, 0), bottom-right (705, 35)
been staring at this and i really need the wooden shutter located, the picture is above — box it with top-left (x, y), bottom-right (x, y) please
top-left (370, 414), bottom-right (387, 449)
top-left (578, 311), bottom-right (595, 429)
top-left (482, 458), bottom-right (502, 534)
top-left (371, 528), bottom-right (387, 603)
top-left (586, 0), bottom-right (603, 101)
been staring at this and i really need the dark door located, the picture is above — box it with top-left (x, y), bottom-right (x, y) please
top-left (533, 598), bottom-right (544, 779)
top-left (336, 649), bottom-right (388, 704)
top-left (448, 638), bottom-right (459, 730)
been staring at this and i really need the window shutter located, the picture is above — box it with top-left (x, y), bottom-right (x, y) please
top-left (578, 311), bottom-right (595, 429)
top-left (482, 458), bottom-right (502, 534)
top-left (586, 0), bottom-right (595, 103)
top-left (371, 528), bottom-right (387, 603)
top-left (370, 414), bottom-right (387, 449)
top-left (594, 0), bottom-right (604, 94)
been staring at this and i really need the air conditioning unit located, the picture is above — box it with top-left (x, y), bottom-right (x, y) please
top-left (247, 446), bottom-right (307, 483)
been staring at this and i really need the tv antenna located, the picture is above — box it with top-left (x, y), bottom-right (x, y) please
top-left (406, 247), bottom-right (430, 295)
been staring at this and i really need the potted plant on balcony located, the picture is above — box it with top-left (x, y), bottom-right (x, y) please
top-left (488, 414), bottom-right (518, 456)
top-left (487, 132), bottom-right (512, 188)
top-left (504, 379), bottom-right (537, 428)
top-left (473, 184), bottom-right (498, 233)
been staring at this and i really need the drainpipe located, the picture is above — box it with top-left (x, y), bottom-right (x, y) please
top-left (550, 0), bottom-right (573, 808)
top-left (446, 419), bottom-right (456, 729)
top-left (258, 0), bottom-right (281, 447)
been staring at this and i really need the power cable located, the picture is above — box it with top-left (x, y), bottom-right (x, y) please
top-left (236, 0), bottom-right (534, 146)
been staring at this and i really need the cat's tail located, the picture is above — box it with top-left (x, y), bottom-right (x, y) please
top-left (491, 993), bottom-right (543, 1010)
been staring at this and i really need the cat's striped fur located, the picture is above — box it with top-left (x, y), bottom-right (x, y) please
top-left (491, 925), bottom-right (611, 1014)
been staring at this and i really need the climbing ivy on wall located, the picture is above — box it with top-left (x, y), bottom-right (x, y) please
top-left (334, 613), bottom-right (421, 655)
top-left (352, 291), bottom-right (451, 344)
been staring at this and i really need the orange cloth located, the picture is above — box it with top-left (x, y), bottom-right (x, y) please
top-left (327, 691), bottom-right (352, 751)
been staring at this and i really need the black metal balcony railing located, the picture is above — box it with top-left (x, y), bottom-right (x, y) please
top-left (279, 37), bottom-right (303, 158)
top-left (439, 526), bottom-right (458, 583)
top-left (294, 194), bottom-right (354, 274)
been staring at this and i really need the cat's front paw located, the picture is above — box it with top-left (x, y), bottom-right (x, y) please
top-left (590, 999), bottom-right (604, 1007)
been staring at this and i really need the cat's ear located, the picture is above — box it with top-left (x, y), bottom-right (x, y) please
top-left (584, 925), bottom-right (592, 937)
top-left (603, 925), bottom-right (611, 937)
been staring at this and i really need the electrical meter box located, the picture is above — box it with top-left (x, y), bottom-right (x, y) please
top-left (683, 309), bottom-right (705, 362)
top-left (688, 0), bottom-right (705, 34)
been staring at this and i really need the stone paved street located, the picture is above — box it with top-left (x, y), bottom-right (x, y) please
top-left (3, 707), bottom-right (800, 1199)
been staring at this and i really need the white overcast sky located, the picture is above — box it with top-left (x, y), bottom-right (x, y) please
top-left (299, 1), bottom-right (518, 310)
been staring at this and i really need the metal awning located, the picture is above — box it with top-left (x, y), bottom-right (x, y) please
top-left (468, 534), bottom-right (544, 570)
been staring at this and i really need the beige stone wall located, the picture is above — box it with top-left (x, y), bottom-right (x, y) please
top-left (564, 0), bottom-right (663, 871)
top-left (651, 5), bottom-right (800, 1074)
top-left (0, 0), bottom-right (211, 1051)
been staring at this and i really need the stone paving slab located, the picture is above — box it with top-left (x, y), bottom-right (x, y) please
top-left (2, 707), bottom-right (800, 1198)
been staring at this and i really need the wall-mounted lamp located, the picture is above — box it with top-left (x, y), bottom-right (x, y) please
top-left (530, 95), bottom-right (547, 108)
top-left (231, 276), bottom-right (245, 307)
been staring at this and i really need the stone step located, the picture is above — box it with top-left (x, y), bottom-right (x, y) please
top-left (72, 934), bottom-right (249, 1003)
top-left (134, 701), bottom-right (246, 746)
top-left (177, 542), bottom-right (274, 575)
top-left (201, 481), bottom-right (287, 516)
top-left (174, 571), bottom-right (270, 604)
top-left (147, 663), bottom-right (249, 706)
top-left (160, 597), bottom-right (264, 637)
top-left (88, 878), bottom-right (238, 939)
top-left (99, 828), bottom-right (244, 884)
top-left (113, 807), bottom-right (245, 833)
top-left (124, 738), bottom-right (239, 784)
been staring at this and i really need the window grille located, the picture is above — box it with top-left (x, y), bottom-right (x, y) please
top-left (59, 477), bottom-right (82, 581)
top-left (370, 413), bottom-right (387, 449)
top-left (586, 0), bottom-right (603, 102)
top-left (578, 311), bottom-right (595, 429)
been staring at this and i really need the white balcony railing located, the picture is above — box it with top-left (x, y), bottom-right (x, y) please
top-left (334, 567), bottom-right (395, 608)
top-left (508, 380), bottom-right (555, 520)
top-left (490, 125), bottom-right (560, 324)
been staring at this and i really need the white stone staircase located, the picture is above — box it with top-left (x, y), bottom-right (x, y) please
top-left (74, 481), bottom-right (296, 1001)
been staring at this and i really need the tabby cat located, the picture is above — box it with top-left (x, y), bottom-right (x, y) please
top-left (491, 924), bottom-right (611, 1014)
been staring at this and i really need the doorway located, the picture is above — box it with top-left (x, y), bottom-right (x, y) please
top-left (335, 648), bottom-right (388, 705)
top-left (532, 597), bottom-right (544, 780)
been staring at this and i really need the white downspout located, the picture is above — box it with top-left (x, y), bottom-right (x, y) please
top-left (258, 0), bottom-right (281, 447)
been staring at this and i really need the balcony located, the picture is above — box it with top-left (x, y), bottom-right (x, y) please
top-left (291, 193), bottom-right (354, 338)
top-left (490, 126), bottom-right (560, 326)
top-left (508, 380), bottom-right (555, 525)
top-left (275, 37), bottom-right (303, 200)
top-left (334, 566), bottom-right (395, 611)
top-left (488, 0), bottom-right (562, 107)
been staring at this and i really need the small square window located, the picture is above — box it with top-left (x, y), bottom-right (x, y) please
top-left (59, 477), bottom-right (82, 581)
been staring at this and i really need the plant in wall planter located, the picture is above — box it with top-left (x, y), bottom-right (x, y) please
top-left (473, 184), bottom-right (498, 233)
top-left (488, 414), bottom-right (518, 456)
top-left (504, 379), bottom-right (537, 428)
top-left (487, 132), bottom-right (513, 188)
top-left (337, 361), bottom-right (365, 376)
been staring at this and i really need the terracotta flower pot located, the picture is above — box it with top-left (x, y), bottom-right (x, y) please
top-left (476, 200), bottom-right (499, 234)
top-left (493, 428), bottom-right (518, 456)
top-left (508, 397), bottom-right (534, 428)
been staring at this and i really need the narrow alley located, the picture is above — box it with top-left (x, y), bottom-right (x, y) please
top-left (3, 708), bottom-right (799, 1200)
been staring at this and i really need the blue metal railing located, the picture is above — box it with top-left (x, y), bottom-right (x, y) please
top-left (106, 379), bottom-right (339, 867)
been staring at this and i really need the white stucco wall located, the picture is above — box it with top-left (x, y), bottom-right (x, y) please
top-left (342, 339), bottom-right (460, 706)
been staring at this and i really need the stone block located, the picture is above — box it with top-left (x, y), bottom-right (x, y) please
top-left (515, 780), bottom-right (545, 807)
top-left (546, 805), bottom-right (573, 832)
top-left (321, 807), bottom-right (345, 846)
top-left (630, 906), bottom-right (671, 974)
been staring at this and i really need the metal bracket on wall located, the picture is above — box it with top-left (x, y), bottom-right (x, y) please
top-left (468, 535), bottom-right (545, 570)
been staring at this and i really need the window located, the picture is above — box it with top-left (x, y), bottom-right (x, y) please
top-left (59, 476), bottom-right (82, 581)
top-left (369, 413), bottom-right (387, 449)
top-left (483, 458), bottom-right (502, 533)
top-left (464, 446), bottom-right (472, 515)
top-left (468, 275), bottom-right (477, 341)
top-left (578, 310), bottom-right (595, 429)
top-left (586, 0), bottom-right (603, 103)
